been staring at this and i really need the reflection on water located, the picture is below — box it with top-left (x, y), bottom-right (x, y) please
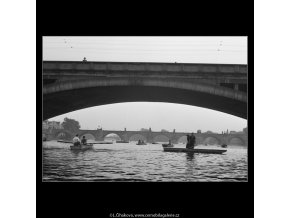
top-left (43, 141), bottom-right (247, 182)
top-left (186, 152), bottom-right (195, 161)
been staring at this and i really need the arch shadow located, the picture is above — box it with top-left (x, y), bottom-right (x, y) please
top-left (44, 86), bottom-right (247, 120)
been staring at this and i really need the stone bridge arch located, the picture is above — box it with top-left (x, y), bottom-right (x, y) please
top-left (44, 82), bottom-right (246, 120)
top-left (54, 130), bottom-right (73, 140)
top-left (177, 135), bottom-right (188, 144)
top-left (153, 134), bottom-right (170, 143)
top-left (79, 133), bottom-right (96, 141)
top-left (103, 132), bottom-right (122, 141)
top-left (227, 135), bottom-right (246, 146)
top-left (43, 61), bottom-right (247, 120)
top-left (201, 135), bottom-right (222, 145)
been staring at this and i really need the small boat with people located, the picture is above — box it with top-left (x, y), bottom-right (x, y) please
top-left (162, 144), bottom-right (174, 148)
top-left (69, 134), bottom-right (94, 150)
top-left (70, 144), bottom-right (93, 150)
top-left (162, 132), bottom-right (226, 154)
top-left (221, 144), bottom-right (228, 148)
top-left (136, 140), bottom-right (147, 145)
top-left (57, 140), bottom-right (112, 144)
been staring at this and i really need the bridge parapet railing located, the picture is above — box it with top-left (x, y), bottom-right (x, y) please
top-left (43, 61), bottom-right (247, 74)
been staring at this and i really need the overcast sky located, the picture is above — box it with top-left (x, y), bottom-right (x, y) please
top-left (44, 36), bottom-right (247, 132)
top-left (43, 36), bottom-right (247, 64)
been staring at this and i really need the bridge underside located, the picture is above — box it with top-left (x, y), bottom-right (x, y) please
top-left (43, 86), bottom-right (247, 120)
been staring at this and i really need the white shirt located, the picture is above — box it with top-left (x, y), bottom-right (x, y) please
top-left (72, 136), bottom-right (80, 143)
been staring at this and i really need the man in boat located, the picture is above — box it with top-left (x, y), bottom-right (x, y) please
top-left (72, 134), bottom-right (81, 146)
top-left (186, 134), bottom-right (190, 148)
top-left (186, 133), bottom-right (196, 149)
top-left (81, 135), bottom-right (87, 145)
top-left (190, 133), bottom-right (196, 149)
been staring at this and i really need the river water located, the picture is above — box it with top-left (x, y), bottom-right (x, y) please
top-left (42, 141), bottom-right (247, 182)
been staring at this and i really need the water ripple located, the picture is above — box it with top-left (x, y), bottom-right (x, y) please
top-left (43, 141), bottom-right (248, 182)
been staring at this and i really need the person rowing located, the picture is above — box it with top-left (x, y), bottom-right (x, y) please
top-left (186, 133), bottom-right (196, 149)
top-left (190, 133), bottom-right (196, 149)
top-left (81, 135), bottom-right (87, 145)
top-left (72, 134), bottom-right (81, 146)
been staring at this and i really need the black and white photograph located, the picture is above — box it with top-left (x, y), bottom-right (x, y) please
top-left (11, 0), bottom-right (290, 217)
top-left (42, 36), bottom-right (248, 182)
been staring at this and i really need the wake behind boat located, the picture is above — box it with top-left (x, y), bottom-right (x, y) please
top-left (163, 147), bottom-right (227, 154)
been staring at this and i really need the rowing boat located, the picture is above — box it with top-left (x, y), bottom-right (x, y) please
top-left (162, 144), bottom-right (174, 148)
top-left (58, 140), bottom-right (112, 145)
top-left (70, 144), bottom-right (93, 150)
top-left (163, 147), bottom-right (227, 154)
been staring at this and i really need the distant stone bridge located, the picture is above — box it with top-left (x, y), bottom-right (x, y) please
top-left (44, 128), bottom-right (247, 146)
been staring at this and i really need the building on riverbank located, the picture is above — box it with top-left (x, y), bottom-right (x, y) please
top-left (43, 120), bottom-right (63, 129)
